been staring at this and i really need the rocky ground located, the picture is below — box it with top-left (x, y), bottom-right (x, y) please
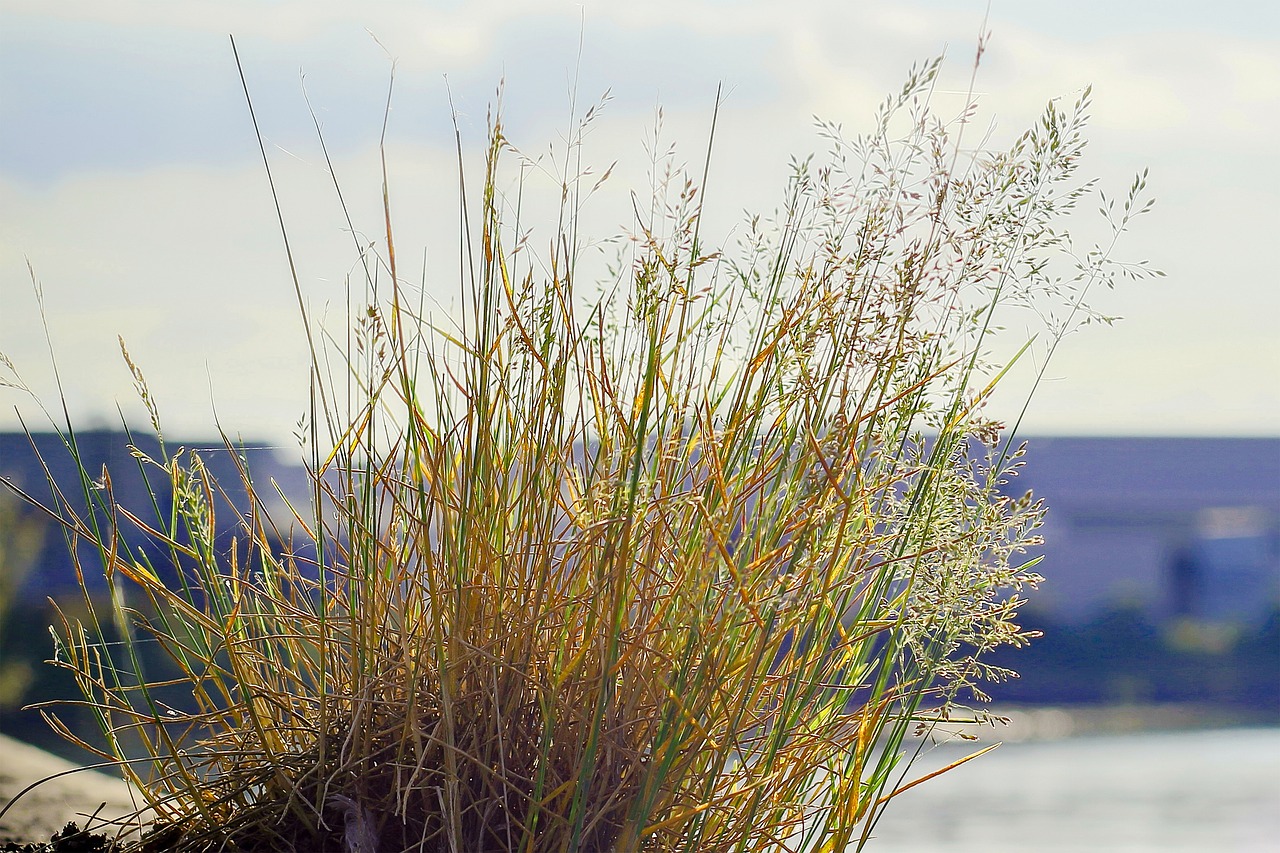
top-left (0, 735), bottom-right (146, 848)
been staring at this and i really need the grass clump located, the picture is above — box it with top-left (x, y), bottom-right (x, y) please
top-left (2, 44), bottom-right (1153, 853)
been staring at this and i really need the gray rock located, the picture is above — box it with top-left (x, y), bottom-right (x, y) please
top-left (0, 733), bottom-right (149, 845)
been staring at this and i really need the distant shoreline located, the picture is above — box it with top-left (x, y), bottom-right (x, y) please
top-left (931, 702), bottom-right (1280, 744)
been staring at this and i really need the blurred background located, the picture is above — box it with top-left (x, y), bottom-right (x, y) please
top-left (2, 2), bottom-right (1277, 850)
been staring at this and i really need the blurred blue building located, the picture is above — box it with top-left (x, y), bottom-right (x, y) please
top-left (1012, 437), bottom-right (1280, 626)
top-left (0, 430), bottom-right (312, 601)
top-left (3, 432), bottom-right (1278, 626)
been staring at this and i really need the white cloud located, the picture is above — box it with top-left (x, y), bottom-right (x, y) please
top-left (982, 25), bottom-right (1280, 142)
top-left (2, 1), bottom-right (1278, 439)
top-left (0, 139), bottom-right (470, 439)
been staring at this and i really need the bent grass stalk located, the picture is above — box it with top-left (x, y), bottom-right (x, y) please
top-left (3, 45), bottom-right (1155, 853)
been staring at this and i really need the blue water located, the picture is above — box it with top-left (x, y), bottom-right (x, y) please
top-left (861, 727), bottom-right (1280, 852)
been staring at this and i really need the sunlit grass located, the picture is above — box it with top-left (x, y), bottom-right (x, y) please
top-left (2, 42), bottom-right (1155, 852)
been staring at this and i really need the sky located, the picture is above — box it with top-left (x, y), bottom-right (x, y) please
top-left (1, 0), bottom-right (1277, 445)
